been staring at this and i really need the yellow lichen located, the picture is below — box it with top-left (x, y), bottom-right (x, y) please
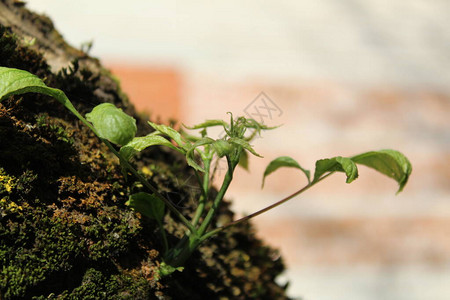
top-left (8, 201), bottom-right (23, 212)
top-left (0, 197), bottom-right (23, 213)
top-left (0, 168), bottom-right (16, 194)
top-left (141, 166), bottom-right (153, 177)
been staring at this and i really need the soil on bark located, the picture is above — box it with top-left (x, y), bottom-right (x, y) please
top-left (0, 1), bottom-right (291, 299)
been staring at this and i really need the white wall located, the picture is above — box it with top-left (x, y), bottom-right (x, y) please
top-left (28, 0), bottom-right (450, 89)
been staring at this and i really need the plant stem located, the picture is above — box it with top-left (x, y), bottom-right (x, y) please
top-left (199, 172), bottom-right (334, 241)
top-left (192, 159), bottom-right (211, 227)
top-left (197, 158), bottom-right (236, 236)
top-left (164, 233), bottom-right (202, 267)
top-left (209, 157), bottom-right (221, 184)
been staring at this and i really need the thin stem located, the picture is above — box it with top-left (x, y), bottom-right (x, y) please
top-left (164, 233), bottom-right (201, 267)
top-left (102, 139), bottom-right (197, 235)
top-left (200, 173), bottom-right (334, 242)
top-left (192, 159), bottom-right (210, 227)
top-left (197, 157), bottom-right (236, 236)
top-left (209, 157), bottom-right (221, 184)
top-left (191, 171), bottom-right (206, 226)
top-left (194, 170), bottom-right (207, 199)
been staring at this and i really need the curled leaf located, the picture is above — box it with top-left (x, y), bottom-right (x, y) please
top-left (120, 134), bottom-right (182, 162)
top-left (183, 119), bottom-right (228, 130)
top-left (351, 149), bottom-right (412, 193)
top-left (185, 137), bottom-right (215, 172)
top-left (313, 156), bottom-right (358, 183)
top-left (86, 103), bottom-right (137, 146)
top-left (148, 121), bottom-right (185, 148)
top-left (229, 137), bottom-right (262, 157)
top-left (262, 156), bottom-right (310, 188)
top-left (179, 128), bottom-right (202, 143)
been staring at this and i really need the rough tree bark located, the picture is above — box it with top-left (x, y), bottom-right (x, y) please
top-left (0, 1), bottom-right (291, 299)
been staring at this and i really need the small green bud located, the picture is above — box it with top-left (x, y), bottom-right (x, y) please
top-left (213, 139), bottom-right (233, 157)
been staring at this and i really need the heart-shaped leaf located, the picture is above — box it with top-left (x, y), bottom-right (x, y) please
top-left (86, 103), bottom-right (137, 146)
top-left (126, 192), bottom-right (165, 223)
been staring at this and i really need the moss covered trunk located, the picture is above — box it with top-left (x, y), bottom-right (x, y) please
top-left (0, 1), bottom-right (291, 299)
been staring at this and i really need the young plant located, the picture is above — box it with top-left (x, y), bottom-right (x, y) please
top-left (0, 67), bottom-right (412, 274)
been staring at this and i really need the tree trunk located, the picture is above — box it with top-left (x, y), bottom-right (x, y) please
top-left (0, 1), bottom-right (291, 299)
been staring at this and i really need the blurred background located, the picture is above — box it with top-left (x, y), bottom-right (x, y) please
top-left (28, 1), bottom-right (450, 299)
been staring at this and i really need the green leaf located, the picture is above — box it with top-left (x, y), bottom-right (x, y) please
top-left (313, 156), bottom-right (358, 183)
top-left (351, 149), bottom-right (412, 193)
top-left (120, 134), bottom-right (181, 161)
top-left (238, 150), bottom-right (249, 170)
top-left (0, 67), bottom-right (51, 101)
top-left (243, 118), bottom-right (279, 131)
top-left (183, 119), bottom-right (228, 130)
top-left (179, 128), bottom-right (201, 143)
top-left (0, 67), bottom-right (89, 127)
top-left (126, 192), bottom-right (165, 223)
top-left (86, 103), bottom-right (137, 146)
top-left (148, 121), bottom-right (185, 148)
top-left (262, 156), bottom-right (310, 188)
top-left (229, 137), bottom-right (262, 158)
top-left (157, 262), bottom-right (184, 278)
top-left (185, 137), bottom-right (215, 172)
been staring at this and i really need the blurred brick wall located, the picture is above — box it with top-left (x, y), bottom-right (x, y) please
top-left (108, 66), bottom-right (450, 298)
top-left (108, 64), bottom-right (180, 123)
top-left (182, 77), bottom-right (450, 299)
